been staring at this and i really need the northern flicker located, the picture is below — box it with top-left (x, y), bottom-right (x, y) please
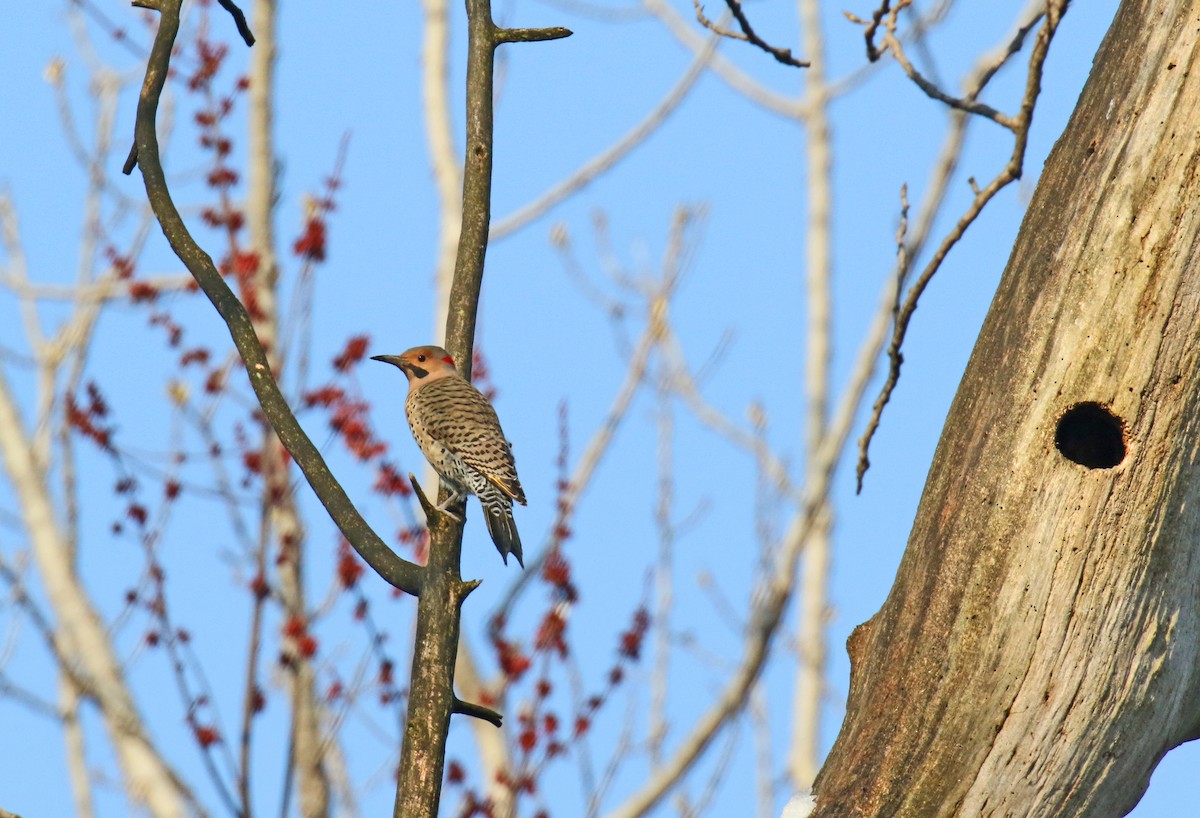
top-left (372, 346), bottom-right (527, 567)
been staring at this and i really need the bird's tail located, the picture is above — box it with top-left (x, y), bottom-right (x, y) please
top-left (482, 498), bottom-right (524, 568)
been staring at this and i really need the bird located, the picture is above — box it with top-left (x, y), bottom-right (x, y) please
top-left (372, 345), bottom-right (527, 567)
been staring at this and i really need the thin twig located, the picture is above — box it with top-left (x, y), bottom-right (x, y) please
top-left (856, 186), bottom-right (909, 491)
top-left (648, 358), bottom-right (675, 767)
top-left (662, 334), bottom-right (798, 501)
top-left (489, 207), bottom-right (701, 637)
top-left (598, 432), bottom-right (836, 818)
top-left (693, 0), bottom-right (809, 68)
top-left (494, 25), bottom-right (572, 43)
top-left (0, 514), bottom-right (200, 813)
top-left (644, 0), bottom-right (802, 117)
top-left (749, 684), bottom-right (774, 818)
top-left (848, 0), bottom-right (1019, 127)
top-left (599, 152), bottom-right (907, 818)
top-left (684, 718), bottom-right (742, 815)
top-left (60, 680), bottom-right (96, 818)
top-left (452, 696), bottom-right (504, 727)
top-left (487, 307), bottom-right (659, 627)
top-left (855, 0), bottom-right (1066, 490)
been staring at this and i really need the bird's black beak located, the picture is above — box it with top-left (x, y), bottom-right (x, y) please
top-left (371, 354), bottom-right (406, 370)
top-left (372, 354), bottom-right (429, 380)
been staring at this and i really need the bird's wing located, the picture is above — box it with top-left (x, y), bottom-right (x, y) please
top-left (426, 378), bottom-right (527, 504)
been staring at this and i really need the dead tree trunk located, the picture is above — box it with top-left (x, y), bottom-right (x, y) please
top-left (813, 1), bottom-right (1200, 815)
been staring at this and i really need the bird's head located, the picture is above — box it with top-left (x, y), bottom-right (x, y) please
top-left (371, 345), bottom-right (458, 385)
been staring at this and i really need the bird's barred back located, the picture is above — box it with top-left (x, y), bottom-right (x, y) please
top-left (405, 375), bottom-right (526, 504)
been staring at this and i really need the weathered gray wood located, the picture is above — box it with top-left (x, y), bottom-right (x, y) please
top-left (813, 2), bottom-right (1200, 815)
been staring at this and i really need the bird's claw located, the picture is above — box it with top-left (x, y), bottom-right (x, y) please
top-left (435, 487), bottom-right (464, 521)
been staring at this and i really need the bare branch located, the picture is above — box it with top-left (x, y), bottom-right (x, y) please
top-left (856, 0), bottom-right (1067, 489)
top-left (848, 0), bottom-right (1042, 128)
top-left (240, 0), bottom-right (280, 799)
top-left (600, 233), bottom-right (901, 818)
top-left (750, 684), bottom-right (774, 818)
top-left (692, 0), bottom-right (809, 68)
top-left (643, 0), bottom-right (802, 117)
top-left (0, 370), bottom-right (195, 816)
top-left (215, 0), bottom-right (256, 45)
top-left (855, 185), bottom-right (908, 490)
top-left (0, 194), bottom-right (46, 358)
top-left (453, 636), bottom-right (516, 814)
top-left (124, 0), bottom-right (422, 596)
top-left (684, 721), bottom-right (742, 815)
top-left (59, 679), bottom-right (96, 818)
top-left (599, 473), bottom-right (825, 818)
top-left (663, 343), bottom-right (798, 500)
top-left (791, 0), bottom-right (832, 787)
top-left (421, 0), bottom-right (464, 339)
top-left (648, 366), bottom-right (676, 766)
top-left (489, 305), bottom-right (659, 624)
top-left (452, 696), bottom-right (504, 727)
top-left (494, 25), bottom-right (573, 44)
top-left (599, 158), bottom-right (905, 815)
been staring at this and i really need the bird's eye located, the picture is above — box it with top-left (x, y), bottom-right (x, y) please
top-left (417, 354), bottom-right (427, 363)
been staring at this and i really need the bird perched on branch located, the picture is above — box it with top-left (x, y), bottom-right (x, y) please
top-left (372, 345), bottom-right (527, 567)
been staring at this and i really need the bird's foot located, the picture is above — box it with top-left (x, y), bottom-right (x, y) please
top-left (435, 486), bottom-right (464, 521)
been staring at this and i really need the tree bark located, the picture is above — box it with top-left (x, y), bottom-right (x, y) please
top-left (813, 1), bottom-right (1200, 815)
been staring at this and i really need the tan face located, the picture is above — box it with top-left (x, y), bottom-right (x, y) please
top-left (371, 346), bottom-right (457, 383)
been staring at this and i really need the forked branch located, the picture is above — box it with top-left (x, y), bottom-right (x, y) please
top-left (846, 0), bottom-right (1043, 128)
top-left (855, 0), bottom-right (1066, 491)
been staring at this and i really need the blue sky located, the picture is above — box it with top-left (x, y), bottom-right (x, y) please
top-left (1, 1), bottom-right (1196, 816)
